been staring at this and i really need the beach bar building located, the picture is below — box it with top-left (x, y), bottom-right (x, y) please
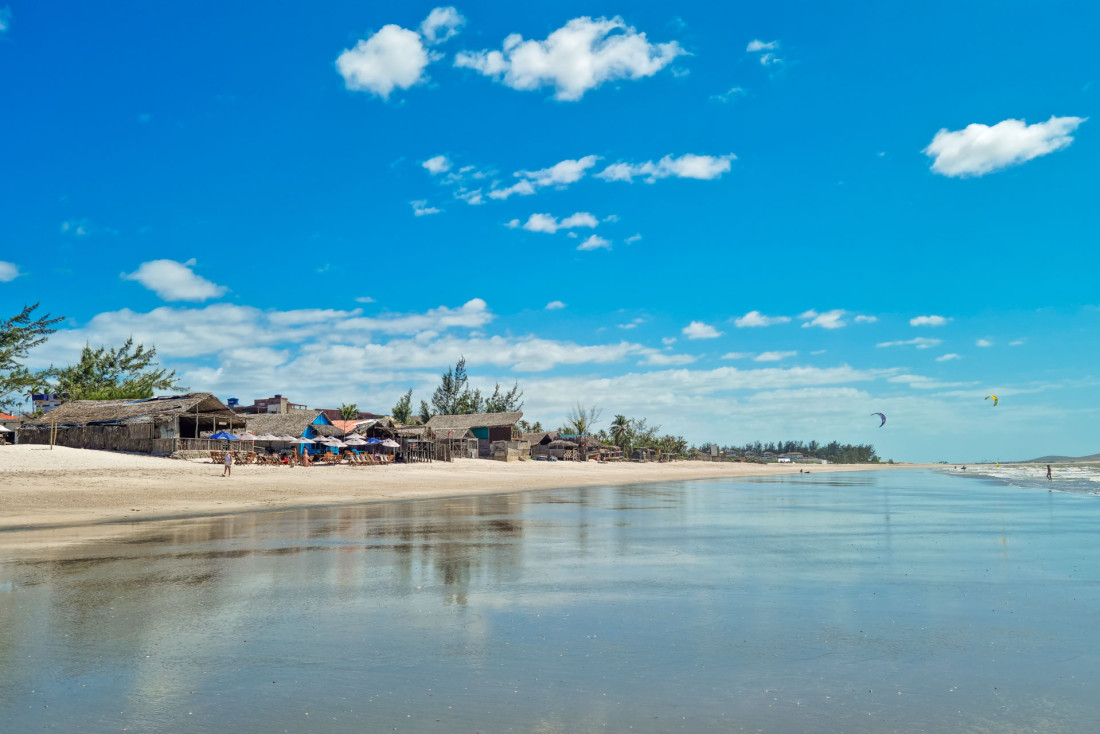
top-left (243, 410), bottom-right (342, 454)
top-left (425, 411), bottom-right (523, 458)
top-left (16, 393), bottom-right (246, 455)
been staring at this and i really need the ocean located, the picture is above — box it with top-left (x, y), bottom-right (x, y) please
top-left (945, 462), bottom-right (1100, 495)
top-left (2, 469), bottom-right (1099, 733)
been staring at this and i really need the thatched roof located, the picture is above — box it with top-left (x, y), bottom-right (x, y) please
top-left (244, 411), bottom-right (333, 438)
top-left (548, 439), bottom-right (578, 448)
top-left (425, 411), bottom-right (523, 431)
top-left (523, 431), bottom-right (558, 445)
top-left (22, 393), bottom-right (241, 428)
top-left (348, 417), bottom-right (396, 435)
top-left (395, 425), bottom-right (434, 439)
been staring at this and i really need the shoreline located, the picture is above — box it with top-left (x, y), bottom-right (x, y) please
top-left (1, 445), bottom-right (934, 546)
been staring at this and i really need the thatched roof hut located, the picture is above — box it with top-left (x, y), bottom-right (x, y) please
top-left (425, 411), bottom-right (523, 432)
top-left (523, 431), bottom-right (559, 446)
top-left (22, 393), bottom-right (242, 431)
top-left (243, 410), bottom-right (340, 438)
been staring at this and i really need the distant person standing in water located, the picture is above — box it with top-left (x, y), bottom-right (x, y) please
top-left (223, 451), bottom-right (233, 477)
top-left (1047, 465), bottom-right (1052, 481)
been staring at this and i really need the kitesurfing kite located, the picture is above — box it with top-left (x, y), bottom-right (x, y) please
top-left (985, 394), bottom-right (998, 407)
top-left (871, 412), bottom-right (886, 427)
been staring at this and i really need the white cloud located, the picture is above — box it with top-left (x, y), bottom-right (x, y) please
top-left (682, 321), bottom-right (722, 339)
top-left (923, 115), bottom-right (1087, 177)
top-left (60, 220), bottom-right (90, 237)
top-left (936, 353), bottom-right (961, 362)
top-left (0, 6), bottom-right (10, 33)
top-left (799, 309), bottom-right (847, 329)
top-left (734, 310), bottom-right (790, 328)
top-left (754, 351), bottom-right (797, 362)
top-left (545, 300), bottom-right (566, 310)
top-left (0, 261), bottom-right (20, 282)
top-left (1009, 339), bottom-right (1025, 346)
top-left (722, 352), bottom-right (751, 360)
top-left (661, 337), bottom-right (676, 345)
top-left (121, 259), bottom-right (228, 302)
top-left (411, 200), bottom-right (441, 216)
top-left (746, 39), bottom-right (778, 52)
top-left (710, 86), bottom-right (746, 103)
top-left (454, 15), bottom-right (685, 101)
top-left (355, 296), bottom-right (376, 304)
top-left (910, 315), bottom-right (950, 327)
top-left (976, 338), bottom-right (993, 347)
top-left (642, 352), bottom-right (697, 366)
top-left (419, 6), bottom-right (465, 45)
top-left (626, 234), bottom-right (643, 244)
top-left (338, 9), bottom-right (462, 99)
top-left (876, 337), bottom-right (942, 349)
top-left (854, 315), bottom-right (877, 324)
top-left (489, 155), bottom-right (599, 199)
top-left (422, 155), bottom-right (452, 174)
top-left (596, 154), bottom-right (735, 183)
top-left (518, 211), bottom-right (599, 234)
top-left (577, 234), bottom-right (611, 251)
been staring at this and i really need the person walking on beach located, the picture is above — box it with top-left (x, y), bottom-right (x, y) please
top-left (1047, 465), bottom-right (1052, 482)
top-left (222, 451), bottom-right (233, 477)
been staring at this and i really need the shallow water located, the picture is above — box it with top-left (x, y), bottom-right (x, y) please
top-left (2, 471), bottom-right (1100, 733)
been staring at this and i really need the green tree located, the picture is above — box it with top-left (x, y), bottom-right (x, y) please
top-left (609, 414), bottom-right (630, 449)
top-left (430, 357), bottom-right (475, 415)
top-left (565, 403), bottom-right (602, 436)
top-left (1, 303), bottom-right (64, 411)
top-left (482, 381), bottom-right (524, 413)
top-left (51, 338), bottom-right (182, 400)
top-left (339, 403), bottom-right (358, 421)
top-left (418, 399), bottom-right (432, 424)
top-left (392, 389), bottom-right (413, 424)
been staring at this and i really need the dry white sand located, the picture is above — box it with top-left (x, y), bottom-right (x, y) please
top-left (1, 445), bottom-right (928, 536)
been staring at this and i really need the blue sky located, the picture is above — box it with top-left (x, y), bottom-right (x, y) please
top-left (2, 1), bottom-right (1098, 462)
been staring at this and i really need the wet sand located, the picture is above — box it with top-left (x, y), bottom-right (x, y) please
top-left (0, 445), bottom-right (926, 535)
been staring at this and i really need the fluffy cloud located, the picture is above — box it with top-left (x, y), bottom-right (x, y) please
top-left (682, 321), bottom-right (722, 339)
top-left (734, 310), bottom-right (790, 328)
top-left (710, 86), bottom-right (746, 103)
top-left (577, 234), bottom-right (611, 251)
top-left (489, 155), bottom-right (599, 199)
top-left (936, 353), bottom-right (961, 362)
top-left (923, 115), bottom-right (1086, 177)
top-left (799, 309), bottom-right (847, 329)
top-left (910, 315), bottom-right (950, 326)
top-left (516, 211), bottom-right (599, 234)
top-left (411, 200), bottom-right (442, 216)
top-left (0, 7), bottom-right (10, 33)
top-left (876, 337), bottom-right (942, 349)
top-left (976, 338), bottom-right (993, 347)
top-left (545, 300), bottom-right (566, 310)
top-left (454, 16), bottom-right (685, 101)
top-left (419, 6), bottom-right (465, 45)
top-left (746, 39), bottom-right (782, 65)
top-left (596, 154), bottom-right (735, 183)
top-left (122, 259), bottom-right (228, 302)
top-left (754, 351), bottom-right (797, 362)
top-left (422, 155), bottom-right (452, 174)
top-left (854, 315), bottom-right (878, 324)
top-left (336, 24), bottom-right (430, 99)
top-left (60, 220), bottom-right (90, 237)
top-left (0, 260), bottom-right (21, 282)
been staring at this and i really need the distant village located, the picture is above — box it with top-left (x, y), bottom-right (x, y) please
top-left (0, 390), bottom-right (866, 466)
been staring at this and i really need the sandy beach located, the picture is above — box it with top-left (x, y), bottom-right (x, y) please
top-left (0, 445), bottom-right (927, 535)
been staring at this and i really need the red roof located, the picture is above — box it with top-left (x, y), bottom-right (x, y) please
top-left (0, 413), bottom-right (19, 421)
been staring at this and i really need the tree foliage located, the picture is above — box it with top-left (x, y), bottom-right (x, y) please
top-left (339, 403), bottom-right (358, 421)
top-left (0, 303), bottom-right (64, 411)
top-left (417, 357), bottom-right (525, 420)
top-left (391, 389), bottom-right (413, 424)
top-left (700, 439), bottom-right (880, 464)
top-left (563, 403), bottom-right (602, 436)
top-left (51, 338), bottom-right (182, 401)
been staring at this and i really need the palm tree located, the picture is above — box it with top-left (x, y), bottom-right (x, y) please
top-left (339, 403), bottom-right (359, 421)
top-left (609, 414), bottom-right (630, 449)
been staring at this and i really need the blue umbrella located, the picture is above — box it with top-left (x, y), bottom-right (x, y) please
top-left (209, 430), bottom-right (239, 440)
top-left (365, 437), bottom-right (382, 444)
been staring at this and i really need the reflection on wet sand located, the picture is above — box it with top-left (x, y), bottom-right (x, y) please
top-left (4, 474), bottom-right (1100, 734)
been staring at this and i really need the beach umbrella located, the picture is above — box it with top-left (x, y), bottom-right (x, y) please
top-left (327, 439), bottom-right (348, 448)
top-left (381, 439), bottom-right (400, 448)
top-left (365, 437), bottom-right (381, 444)
top-left (0, 425), bottom-right (12, 433)
top-left (292, 437), bottom-right (316, 445)
top-left (277, 435), bottom-right (298, 442)
top-left (344, 436), bottom-right (367, 445)
top-left (254, 433), bottom-right (279, 441)
top-left (209, 430), bottom-right (239, 440)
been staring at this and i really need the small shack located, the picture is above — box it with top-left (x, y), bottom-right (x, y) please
top-left (16, 393), bottom-right (245, 455)
top-left (243, 410), bottom-right (341, 454)
top-left (425, 411), bottom-right (523, 458)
